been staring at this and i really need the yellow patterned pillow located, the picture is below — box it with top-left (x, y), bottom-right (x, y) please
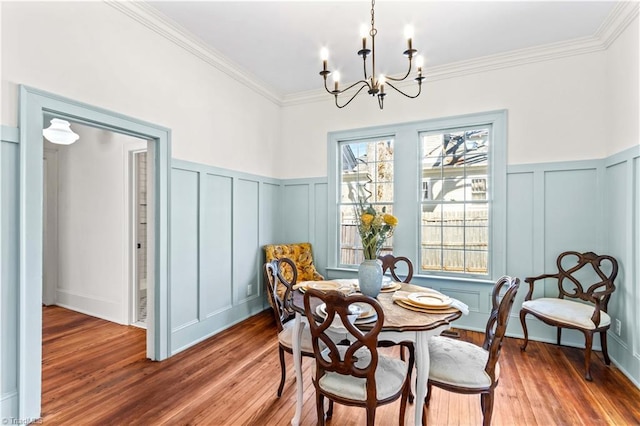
top-left (263, 242), bottom-right (324, 284)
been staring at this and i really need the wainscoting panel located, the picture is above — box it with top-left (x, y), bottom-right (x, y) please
top-left (260, 182), bottom-right (281, 249)
top-left (1, 128), bottom-right (19, 419)
top-left (604, 147), bottom-right (640, 385)
top-left (234, 178), bottom-right (260, 302)
top-left (200, 173), bottom-right (233, 317)
top-left (170, 168), bottom-right (200, 331)
top-left (281, 183), bottom-right (310, 244)
top-left (169, 161), bottom-right (272, 354)
top-left (544, 167), bottom-right (601, 272)
top-left (506, 172), bottom-right (535, 302)
top-left (313, 183), bottom-right (329, 277)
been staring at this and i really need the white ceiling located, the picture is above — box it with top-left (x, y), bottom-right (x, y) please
top-left (146, 1), bottom-right (617, 97)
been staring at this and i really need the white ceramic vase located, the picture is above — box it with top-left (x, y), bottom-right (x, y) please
top-left (358, 259), bottom-right (383, 298)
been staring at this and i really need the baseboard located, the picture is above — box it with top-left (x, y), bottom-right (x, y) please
top-left (55, 289), bottom-right (125, 324)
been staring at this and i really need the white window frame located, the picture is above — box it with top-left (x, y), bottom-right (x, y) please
top-left (336, 136), bottom-right (395, 267)
top-left (327, 110), bottom-right (507, 283)
top-left (419, 125), bottom-right (492, 278)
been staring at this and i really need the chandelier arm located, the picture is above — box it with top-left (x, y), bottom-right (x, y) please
top-left (335, 84), bottom-right (370, 108)
top-left (334, 79), bottom-right (372, 95)
top-left (384, 59), bottom-right (414, 82)
top-left (385, 81), bottom-right (422, 99)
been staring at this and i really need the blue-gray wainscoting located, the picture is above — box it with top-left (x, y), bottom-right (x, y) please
top-left (169, 160), bottom-right (281, 354)
top-left (1, 138), bottom-right (638, 421)
top-left (1, 127), bottom-right (20, 418)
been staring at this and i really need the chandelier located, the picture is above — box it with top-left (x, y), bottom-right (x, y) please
top-left (319, 0), bottom-right (425, 109)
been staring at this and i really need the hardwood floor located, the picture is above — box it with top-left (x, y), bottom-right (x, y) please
top-left (42, 305), bottom-right (640, 425)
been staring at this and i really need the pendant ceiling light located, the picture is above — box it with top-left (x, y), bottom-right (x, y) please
top-left (319, 0), bottom-right (425, 109)
top-left (42, 118), bottom-right (79, 145)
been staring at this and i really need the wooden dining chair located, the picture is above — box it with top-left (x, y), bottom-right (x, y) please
top-left (377, 253), bottom-right (416, 401)
top-left (520, 251), bottom-right (618, 380)
top-left (303, 288), bottom-right (411, 426)
top-left (423, 276), bottom-right (520, 426)
top-left (378, 254), bottom-right (414, 283)
top-left (263, 258), bottom-right (316, 397)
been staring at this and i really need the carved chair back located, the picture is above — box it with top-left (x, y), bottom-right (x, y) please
top-left (378, 254), bottom-right (414, 283)
top-left (303, 289), bottom-right (384, 393)
top-left (482, 276), bottom-right (520, 383)
top-left (549, 251), bottom-right (618, 309)
top-left (263, 257), bottom-right (297, 332)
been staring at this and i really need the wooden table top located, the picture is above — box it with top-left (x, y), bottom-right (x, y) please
top-left (291, 282), bottom-right (462, 332)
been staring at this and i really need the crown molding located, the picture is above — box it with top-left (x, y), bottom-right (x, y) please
top-left (105, 0), bottom-right (638, 109)
top-left (282, 35), bottom-right (606, 106)
top-left (596, 1), bottom-right (639, 49)
top-left (105, 0), bottom-right (284, 106)
top-left (283, 1), bottom-right (639, 107)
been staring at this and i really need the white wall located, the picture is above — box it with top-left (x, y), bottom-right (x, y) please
top-left (0, 1), bottom-right (281, 178)
top-left (605, 15), bottom-right (639, 156)
top-left (45, 123), bottom-right (146, 324)
top-left (280, 49), bottom-right (617, 178)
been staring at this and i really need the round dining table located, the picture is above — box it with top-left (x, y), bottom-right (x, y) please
top-left (288, 282), bottom-right (463, 426)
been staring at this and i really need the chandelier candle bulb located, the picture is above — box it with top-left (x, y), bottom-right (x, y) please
top-left (360, 24), bottom-right (368, 50)
top-left (320, 47), bottom-right (329, 74)
top-left (404, 25), bottom-right (415, 56)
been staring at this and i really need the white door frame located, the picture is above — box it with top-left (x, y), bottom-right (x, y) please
top-left (18, 86), bottom-right (171, 420)
top-left (42, 148), bottom-right (58, 306)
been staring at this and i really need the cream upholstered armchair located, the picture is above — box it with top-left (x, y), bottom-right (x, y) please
top-left (520, 251), bottom-right (618, 381)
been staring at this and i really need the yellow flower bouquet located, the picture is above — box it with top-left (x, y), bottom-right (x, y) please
top-left (355, 203), bottom-right (398, 260)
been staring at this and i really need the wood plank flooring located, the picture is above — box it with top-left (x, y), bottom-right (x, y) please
top-left (41, 305), bottom-right (640, 425)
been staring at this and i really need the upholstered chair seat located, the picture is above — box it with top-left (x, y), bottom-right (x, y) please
top-left (522, 298), bottom-right (611, 330)
top-left (317, 346), bottom-right (408, 401)
top-left (428, 336), bottom-right (500, 389)
top-left (278, 318), bottom-right (314, 353)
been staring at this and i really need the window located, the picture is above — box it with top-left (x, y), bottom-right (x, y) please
top-left (327, 110), bottom-right (506, 281)
top-left (338, 138), bottom-right (394, 266)
top-left (420, 127), bottom-right (490, 276)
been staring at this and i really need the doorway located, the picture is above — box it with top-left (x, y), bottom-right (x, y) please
top-left (42, 121), bottom-right (149, 327)
top-left (19, 85), bottom-right (171, 420)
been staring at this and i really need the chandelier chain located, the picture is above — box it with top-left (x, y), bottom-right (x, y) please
top-left (370, 0), bottom-right (376, 36)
